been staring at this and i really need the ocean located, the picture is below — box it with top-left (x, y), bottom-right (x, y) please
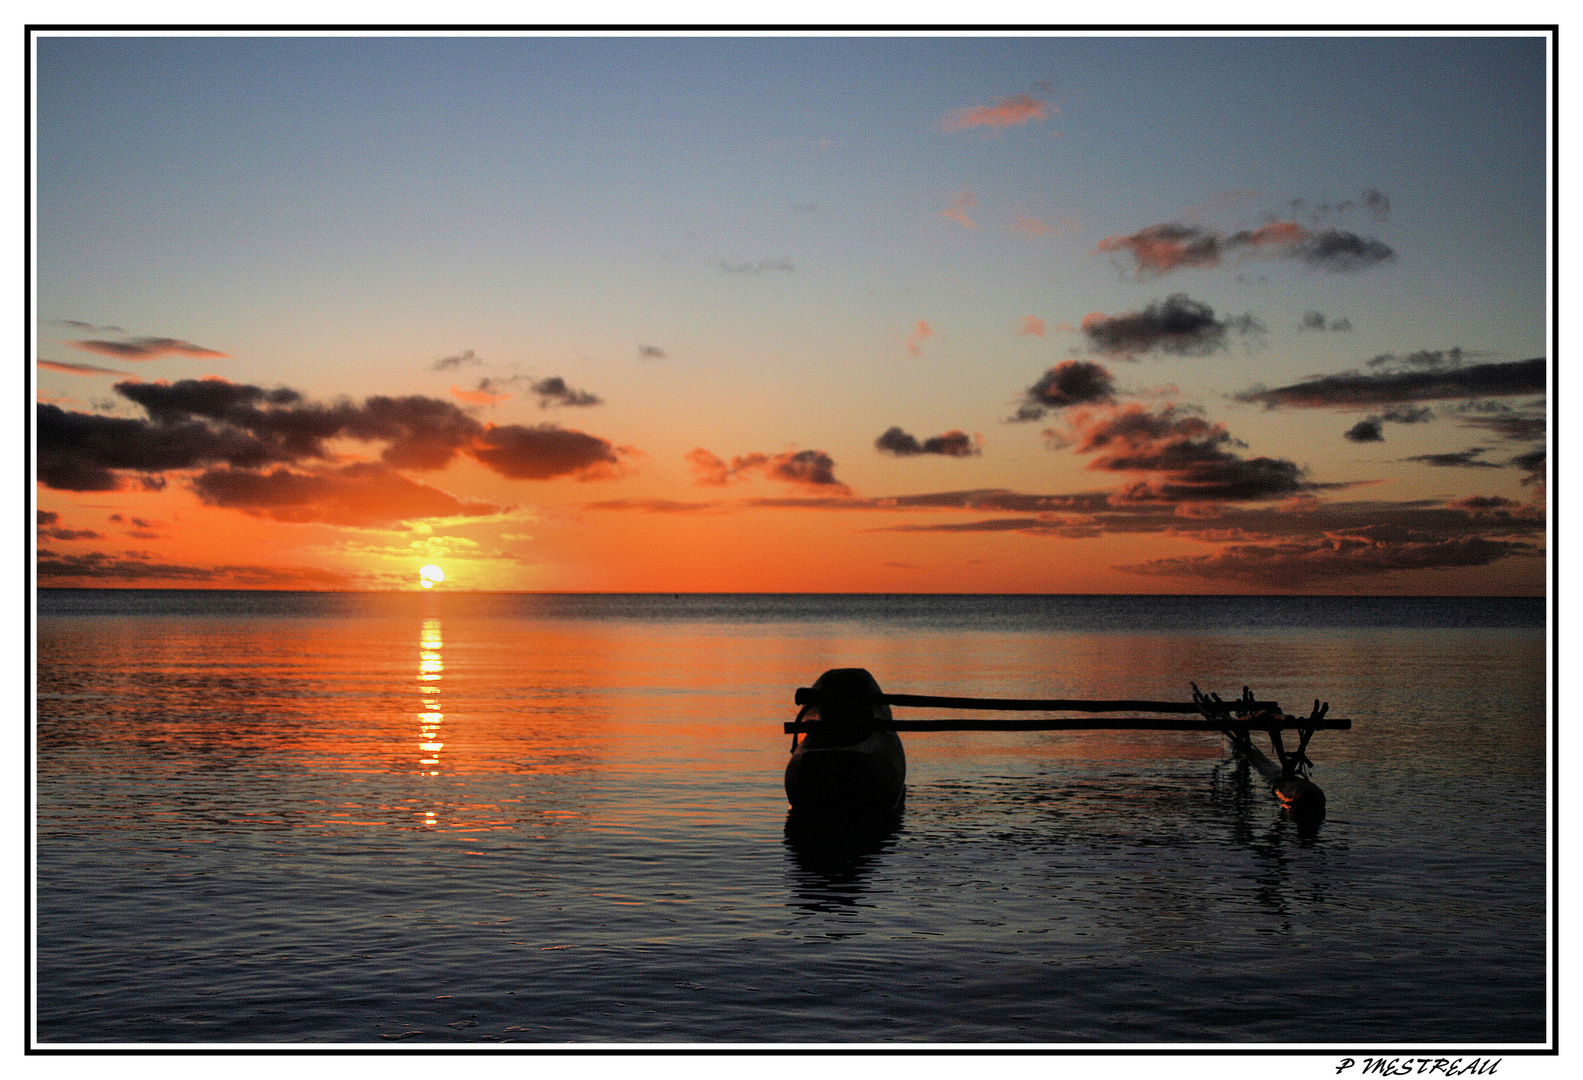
top-left (33, 590), bottom-right (1549, 1047)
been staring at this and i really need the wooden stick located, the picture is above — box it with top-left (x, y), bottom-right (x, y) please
top-left (793, 688), bottom-right (1281, 714)
top-left (784, 716), bottom-right (1352, 734)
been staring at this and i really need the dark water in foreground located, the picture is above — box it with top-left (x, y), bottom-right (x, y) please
top-left (34, 591), bottom-right (1549, 1046)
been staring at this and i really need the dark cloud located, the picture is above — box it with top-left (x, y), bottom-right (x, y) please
top-left (431, 349), bottom-right (481, 371)
top-left (1451, 400), bottom-right (1546, 442)
top-left (1403, 448), bottom-right (1502, 469)
top-left (470, 424), bottom-right (626, 480)
top-left (36, 509), bottom-right (103, 541)
top-left (1012, 361), bottom-right (1116, 420)
top-left (1447, 495), bottom-right (1538, 518)
top-left (1081, 294), bottom-right (1261, 357)
top-left (69, 337), bottom-right (228, 360)
top-left (1344, 419), bottom-right (1384, 443)
top-left (638, 345), bottom-right (666, 360)
top-left (1120, 529), bottom-right (1532, 586)
top-left (1238, 357), bottom-right (1546, 409)
top-left (193, 463), bottom-right (502, 527)
top-left (1343, 404), bottom-right (1436, 442)
top-left (39, 380), bottom-right (631, 507)
top-left (1511, 449), bottom-right (1545, 486)
top-left (529, 377), bottom-right (603, 408)
top-left (37, 402), bottom-right (278, 490)
top-left (1055, 403), bottom-right (1320, 504)
top-left (1365, 348), bottom-right (1467, 371)
top-left (719, 258), bottom-right (795, 274)
top-left (1096, 217), bottom-right (1393, 277)
top-left (874, 427), bottom-right (980, 457)
top-left (1298, 310), bottom-right (1352, 332)
top-left (37, 548), bottom-right (354, 587)
top-left (770, 450), bottom-right (845, 490)
top-left (687, 447), bottom-right (850, 495)
top-left (1293, 229), bottom-right (1396, 271)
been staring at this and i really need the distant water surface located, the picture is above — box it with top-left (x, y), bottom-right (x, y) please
top-left (35, 591), bottom-right (1548, 1045)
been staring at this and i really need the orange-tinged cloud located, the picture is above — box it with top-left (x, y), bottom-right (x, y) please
top-left (941, 93), bottom-right (1052, 131)
top-left (687, 447), bottom-right (851, 495)
top-left (41, 358), bottom-right (135, 377)
top-left (942, 191), bottom-right (977, 227)
top-left (905, 320), bottom-right (934, 358)
top-left (451, 384), bottom-right (510, 406)
top-left (1018, 316), bottom-right (1046, 337)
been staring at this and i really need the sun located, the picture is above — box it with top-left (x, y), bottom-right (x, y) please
top-left (418, 564), bottom-right (446, 589)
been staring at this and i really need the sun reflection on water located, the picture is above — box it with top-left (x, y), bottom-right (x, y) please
top-left (417, 619), bottom-right (444, 810)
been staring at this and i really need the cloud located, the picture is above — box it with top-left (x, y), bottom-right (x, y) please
top-left (1402, 447), bottom-right (1502, 469)
top-left (687, 447), bottom-right (850, 495)
top-left (1120, 527), bottom-right (1533, 586)
top-left (39, 359), bottom-right (134, 377)
top-left (719, 257), bottom-right (795, 274)
top-left (451, 381), bottom-right (511, 406)
top-left (1344, 419), bottom-right (1385, 443)
top-left (1294, 229), bottom-right (1397, 271)
top-left (1018, 316), bottom-right (1046, 337)
top-left (1054, 402), bottom-right (1321, 504)
top-left (1343, 404), bottom-right (1436, 442)
top-left (1095, 220), bottom-right (1394, 277)
top-left (905, 320), bottom-right (934, 358)
top-left (68, 337), bottom-right (229, 360)
top-left (36, 509), bottom-right (103, 541)
top-left (582, 498), bottom-right (724, 514)
top-left (38, 379), bottom-right (631, 499)
top-left (942, 191), bottom-right (977, 227)
top-left (54, 320), bottom-right (124, 334)
top-left (874, 427), bottom-right (980, 457)
top-left (1511, 449), bottom-right (1545, 486)
top-left (1299, 310), bottom-right (1352, 332)
top-left (193, 462), bottom-right (502, 527)
top-left (1237, 357), bottom-right (1546, 409)
top-left (1448, 400), bottom-right (1547, 442)
top-left (528, 376), bottom-right (602, 408)
top-left (941, 93), bottom-right (1052, 131)
top-left (431, 349), bottom-right (482, 371)
top-left (1012, 360), bottom-right (1116, 421)
top-left (1446, 494), bottom-right (1539, 519)
top-left (1081, 294), bottom-right (1261, 357)
top-left (470, 424), bottom-right (627, 480)
top-left (638, 345), bottom-right (666, 360)
top-left (36, 548), bottom-right (355, 588)
top-left (1095, 223), bottom-right (1226, 275)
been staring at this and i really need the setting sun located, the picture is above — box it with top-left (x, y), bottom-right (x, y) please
top-left (418, 564), bottom-right (445, 589)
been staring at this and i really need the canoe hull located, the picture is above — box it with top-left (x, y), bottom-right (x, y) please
top-left (785, 667), bottom-right (906, 816)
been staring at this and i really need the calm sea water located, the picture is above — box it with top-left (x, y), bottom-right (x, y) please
top-left (34, 591), bottom-right (1549, 1046)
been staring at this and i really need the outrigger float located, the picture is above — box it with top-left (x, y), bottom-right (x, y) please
top-left (785, 668), bottom-right (1350, 823)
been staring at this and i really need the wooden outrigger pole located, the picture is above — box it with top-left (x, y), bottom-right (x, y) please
top-left (784, 668), bottom-right (1349, 822)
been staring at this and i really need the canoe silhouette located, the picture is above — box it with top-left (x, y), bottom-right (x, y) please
top-left (784, 667), bottom-right (906, 815)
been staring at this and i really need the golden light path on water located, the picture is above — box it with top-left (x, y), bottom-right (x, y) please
top-left (417, 617), bottom-right (444, 826)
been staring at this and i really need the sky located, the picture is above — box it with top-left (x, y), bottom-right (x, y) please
top-left (32, 31), bottom-right (1551, 594)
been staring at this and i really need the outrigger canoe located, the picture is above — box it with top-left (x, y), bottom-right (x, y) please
top-left (784, 667), bottom-right (906, 816)
top-left (785, 668), bottom-right (1349, 824)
